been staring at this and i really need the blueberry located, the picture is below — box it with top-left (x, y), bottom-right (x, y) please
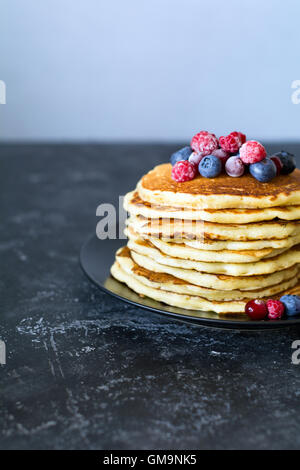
top-left (249, 158), bottom-right (276, 182)
top-left (170, 146), bottom-right (192, 166)
top-left (273, 151), bottom-right (296, 175)
top-left (280, 295), bottom-right (300, 317)
top-left (199, 155), bottom-right (222, 178)
top-left (225, 156), bottom-right (245, 177)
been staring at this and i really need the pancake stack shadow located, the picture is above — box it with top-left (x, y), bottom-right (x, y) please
top-left (111, 164), bottom-right (300, 315)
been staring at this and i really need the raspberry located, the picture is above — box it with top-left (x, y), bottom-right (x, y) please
top-left (240, 140), bottom-right (267, 164)
top-left (190, 131), bottom-right (219, 156)
top-left (237, 132), bottom-right (246, 144)
top-left (266, 299), bottom-right (285, 320)
top-left (219, 132), bottom-right (243, 153)
top-left (171, 160), bottom-right (197, 182)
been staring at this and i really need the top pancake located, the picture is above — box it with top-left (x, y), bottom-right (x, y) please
top-left (138, 164), bottom-right (300, 209)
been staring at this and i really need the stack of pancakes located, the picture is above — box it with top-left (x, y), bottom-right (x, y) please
top-left (111, 163), bottom-right (300, 315)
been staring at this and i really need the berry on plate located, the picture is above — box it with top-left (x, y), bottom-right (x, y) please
top-left (199, 155), bottom-right (222, 178)
top-left (280, 295), bottom-right (300, 317)
top-left (270, 155), bottom-right (283, 176)
top-left (225, 156), bottom-right (245, 177)
top-left (245, 299), bottom-right (268, 320)
top-left (266, 299), bottom-right (285, 320)
top-left (212, 148), bottom-right (230, 168)
top-left (189, 151), bottom-right (205, 166)
top-left (170, 146), bottom-right (192, 166)
top-left (219, 132), bottom-right (243, 154)
top-left (171, 160), bottom-right (197, 182)
top-left (240, 140), bottom-right (267, 164)
top-left (249, 158), bottom-right (276, 182)
top-left (273, 151), bottom-right (296, 175)
top-left (190, 131), bottom-right (219, 156)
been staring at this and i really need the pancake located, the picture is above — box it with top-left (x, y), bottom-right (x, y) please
top-left (128, 237), bottom-right (300, 276)
top-left (111, 161), bottom-right (300, 316)
top-left (129, 215), bottom-right (300, 241)
top-left (145, 235), bottom-right (286, 263)
top-left (126, 226), bottom-right (286, 262)
top-left (116, 247), bottom-right (300, 301)
top-left (130, 250), bottom-right (299, 291)
top-left (183, 233), bottom-right (300, 251)
top-left (125, 191), bottom-right (300, 224)
top-left (111, 260), bottom-right (300, 314)
top-left (138, 164), bottom-right (300, 209)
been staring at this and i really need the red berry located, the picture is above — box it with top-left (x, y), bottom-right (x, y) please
top-left (245, 299), bottom-right (268, 320)
top-left (270, 156), bottom-right (283, 176)
top-left (236, 132), bottom-right (246, 144)
top-left (219, 132), bottom-right (242, 153)
top-left (240, 141), bottom-right (267, 164)
top-left (171, 160), bottom-right (197, 182)
top-left (266, 299), bottom-right (285, 320)
top-left (190, 131), bottom-right (219, 156)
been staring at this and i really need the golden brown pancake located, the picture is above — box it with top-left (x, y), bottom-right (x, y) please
top-left (116, 246), bottom-right (300, 301)
top-left (111, 161), bottom-right (300, 316)
top-left (125, 190), bottom-right (300, 223)
top-left (138, 164), bottom-right (300, 209)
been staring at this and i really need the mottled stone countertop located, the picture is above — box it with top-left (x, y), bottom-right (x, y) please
top-left (1, 143), bottom-right (300, 450)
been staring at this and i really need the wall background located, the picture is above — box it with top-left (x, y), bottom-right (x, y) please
top-left (0, 0), bottom-right (300, 142)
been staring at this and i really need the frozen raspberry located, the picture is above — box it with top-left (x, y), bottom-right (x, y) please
top-left (219, 132), bottom-right (243, 154)
top-left (190, 131), bottom-right (219, 156)
top-left (240, 140), bottom-right (267, 164)
top-left (266, 299), bottom-right (285, 320)
top-left (237, 132), bottom-right (246, 144)
top-left (171, 160), bottom-right (197, 182)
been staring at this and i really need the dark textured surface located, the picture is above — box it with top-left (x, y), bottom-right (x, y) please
top-left (1, 142), bottom-right (300, 450)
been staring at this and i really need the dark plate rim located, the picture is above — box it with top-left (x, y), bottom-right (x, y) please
top-left (80, 234), bottom-right (300, 330)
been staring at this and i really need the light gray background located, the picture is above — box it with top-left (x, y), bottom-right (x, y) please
top-left (0, 0), bottom-right (300, 141)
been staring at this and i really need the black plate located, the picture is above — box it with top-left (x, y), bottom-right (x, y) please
top-left (80, 234), bottom-right (300, 329)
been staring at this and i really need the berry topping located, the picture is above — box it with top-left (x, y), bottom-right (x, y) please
top-left (273, 151), bottom-right (296, 175)
top-left (225, 156), bottom-right (245, 177)
top-left (237, 132), bottom-right (246, 144)
top-left (189, 151), bottom-right (205, 166)
top-left (240, 140), bottom-right (267, 164)
top-left (219, 132), bottom-right (243, 154)
top-left (280, 295), bottom-right (300, 317)
top-left (190, 131), bottom-right (219, 156)
top-left (266, 299), bottom-right (285, 320)
top-left (270, 155), bottom-right (283, 176)
top-left (171, 160), bottom-right (197, 182)
top-left (249, 158), bottom-right (276, 183)
top-left (199, 155), bottom-right (222, 178)
top-left (212, 148), bottom-right (230, 168)
top-left (245, 299), bottom-right (268, 320)
top-left (170, 146), bottom-right (192, 166)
